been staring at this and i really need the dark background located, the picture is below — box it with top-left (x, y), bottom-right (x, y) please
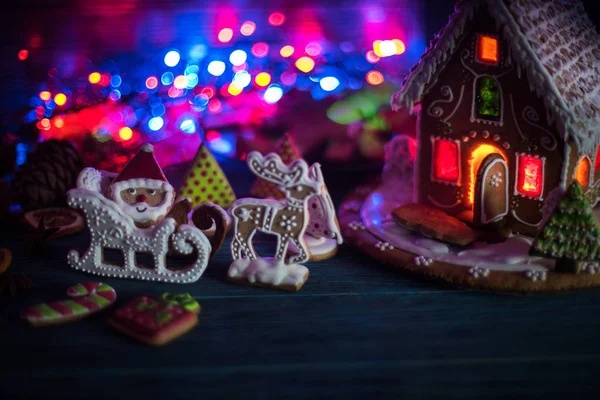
top-left (1, 1), bottom-right (600, 399)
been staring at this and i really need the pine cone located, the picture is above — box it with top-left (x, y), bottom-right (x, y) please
top-left (12, 140), bottom-right (83, 211)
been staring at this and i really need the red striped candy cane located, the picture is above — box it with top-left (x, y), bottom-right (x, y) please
top-left (21, 282), bottom-right (117, 327)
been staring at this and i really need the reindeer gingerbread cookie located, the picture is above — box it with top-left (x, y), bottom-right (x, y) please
top-left (228, 152), bottom-right (329, 292)
top-left (67, 144), bottom-right (228, 283)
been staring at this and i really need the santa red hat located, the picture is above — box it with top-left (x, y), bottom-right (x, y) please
top-left (111, 143), bottom-right (174, 195)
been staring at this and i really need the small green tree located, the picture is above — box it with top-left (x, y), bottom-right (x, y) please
top-left (530, 181), bottom-right (600, 273)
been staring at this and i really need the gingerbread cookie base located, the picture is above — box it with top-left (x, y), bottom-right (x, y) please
top-left (340, 180), bottom-right (600, 293)
top-left (227, 258), bottom-right (309, 292)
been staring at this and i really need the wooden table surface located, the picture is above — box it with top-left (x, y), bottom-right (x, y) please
top-left (2, 156), bottom-right (600, 399)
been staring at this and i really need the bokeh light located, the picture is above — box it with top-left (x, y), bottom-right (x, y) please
top-left (320, 77), bottom-right (340, 91)
top-left (255, 72), bottom-right (271, 87)
top-left (39, 91), bottom-right (51, 101)
top-left (161, 72), bottom-right (174, 85)
top-left (393, 39), bottom-right (406, 55)
top-left (227, 83), bottom-right (243, 96)
top-left (218, 28), bottom-right (233, 43)
top-left (148, 116), bottom-right (164, 131)
top-left (232, 70), bottom-right (251, 88)
top-left (88, 72), bottom-right (101, 84)
top-left (18, 49), bottom-right (29, 61)
top-left (280, 45), bottom-right (294, 58)
top-left (208, 99), bottom-right (222, 113)
top-left (295, 57), bottom-right (315, 73)
top-left (54, 93), bottom-right (67, 106)
top-left (252, 42), bottom-right (269, 58)
top-left (305, 43), bottom-right (322, 56)
top-left (229, 50), bottom-right (247, 66)
top-left (280, 71), bottom-right (297, 86)
top-left (164, 50), bottom-right (181, 67)
top-left (54, 117), bottom-right (64, 128)
top-left (145, 76), bottom-right (158, 89)
top-left (268, 12), bottom-right (285, 26)
top-left (366, 50), bottom-right (380, 63)
top-left (180, 119), bottom-right (196, 134)
top-left (119, 127), bottom-right (133, 140)
top-left (173, 75), bottom-right (187, 89)
top-left (240, 21), bottom-right (256, 36)
top-left (208, 61), bottom-right (226, 76)
top-left (366, 70), bottom-right (384, 85)
top-left (264, 84), bottom-right (283, 104)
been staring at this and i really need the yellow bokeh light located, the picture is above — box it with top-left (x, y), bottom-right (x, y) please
top-left (173, 75), bottom-right (187, 89)
top-left (295, 56), bottom-right (315, 73)
top-left (280, 45), bottom-right (294, 58)
top-left (54, 117), bottom-right (64, 128)
top-left (228, 83), bottom-right (243, 96)
top-left (255, 72), bottom-right (272, 87)
top-left (392, 39), bottom-right (406, 55)
top-left (119, 127), bottom-right (133, 141)
top-left (88, 72), bottom-right (101, 84)
top-left (39, 91), bottom-right (51, 101)
top-left (54, 93), bottom-right (67, 106)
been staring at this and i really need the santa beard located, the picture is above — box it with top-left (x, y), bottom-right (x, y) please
top-left (118, 200), bottom-right (173, 227)
top-left (110, 179), bottom-right (175, 228)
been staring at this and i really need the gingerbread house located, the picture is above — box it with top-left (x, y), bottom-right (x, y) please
top-left (391, 0), bottom-right (600, 236)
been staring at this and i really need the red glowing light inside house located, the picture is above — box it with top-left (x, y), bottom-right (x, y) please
top-left (268, 12), bottom-right (285, 26)
top-left (88, 72), bottom-right (101, 84)
top-left (252, 42), bottom-right (269, 58)
top-left (575, 157), bottom-right (590, 188)
top-left (366, 70), bottom-right (384, 85)
top-left (595, 146), bottom-right (600, 172)
top-left (477, 36), bottom-right (498, 64)
top-left (218, 28), bottom-right (234, 43)
top-left (240, 21), bottom-right (256, 36)
top-left (39, 91), bottom-right (51, 101)
top-left (145, 76), bottom-right (158, 90)
top-left (517, 155), bottom-right (543, 197)
top-left (18, 49), bottom-right (29, 61)
top-left (433, 140), bottom-right (460, 183)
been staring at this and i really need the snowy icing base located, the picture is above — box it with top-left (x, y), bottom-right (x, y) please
top-left (228, 257), bottom-right (309, 288)
top-left (361, 185), bottom-right (554, 272)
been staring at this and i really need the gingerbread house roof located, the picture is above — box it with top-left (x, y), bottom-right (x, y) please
top-left (391, 0), bottom-right (600, 155)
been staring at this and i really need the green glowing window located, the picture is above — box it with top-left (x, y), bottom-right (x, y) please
top-left (475, 77), bottom-right (501, 120)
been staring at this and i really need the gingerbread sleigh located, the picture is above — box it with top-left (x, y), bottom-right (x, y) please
top-left (67, 144), bottom-right (226, 284)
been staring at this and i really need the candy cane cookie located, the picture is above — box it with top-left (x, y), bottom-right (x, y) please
top-left (21, 282), bottom-right (117, 327)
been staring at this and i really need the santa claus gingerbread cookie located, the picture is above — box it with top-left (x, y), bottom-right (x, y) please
top-left (67, 144), bottom-right (228, 283)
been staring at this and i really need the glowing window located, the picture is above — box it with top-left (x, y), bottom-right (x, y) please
top-left (477, 35), bottom-right (498, 64)
top-left (575, 156), bottom-right (591, 188)
top-left (595, 146), bottom-right (600, 175)
top-left (516, 155), bottom-right (543, 198)
top-left (475, 77), bottom-right (501, 120)
top-left (432, 139), bottom-right (460, 183)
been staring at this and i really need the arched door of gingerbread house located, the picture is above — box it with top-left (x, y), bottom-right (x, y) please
top-left (474, 153), bottom-right (508, 225)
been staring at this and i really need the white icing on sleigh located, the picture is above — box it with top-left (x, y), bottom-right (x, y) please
top-left (66, 188), bottom-right (211, 284)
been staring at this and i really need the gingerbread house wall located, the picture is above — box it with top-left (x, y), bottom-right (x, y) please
top-left (414, 9), bottom-right (565, 237)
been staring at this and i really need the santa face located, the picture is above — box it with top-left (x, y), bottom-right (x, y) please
top-left (111, 179), bottom-right (174, 227)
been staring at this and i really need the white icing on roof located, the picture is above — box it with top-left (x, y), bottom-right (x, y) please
top-left (391, 0), bottom-right (600, 154)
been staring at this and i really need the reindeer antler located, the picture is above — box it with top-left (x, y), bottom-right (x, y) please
top-left (247, 151), bottom-right (309, 188)
top-left (309, 163), bottom-right (324, 185)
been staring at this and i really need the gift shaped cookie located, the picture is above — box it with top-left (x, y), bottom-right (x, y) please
top-left (67, 144), bottom-right (228, 284)
top-left (109, 295), bottom-right (199, 346)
